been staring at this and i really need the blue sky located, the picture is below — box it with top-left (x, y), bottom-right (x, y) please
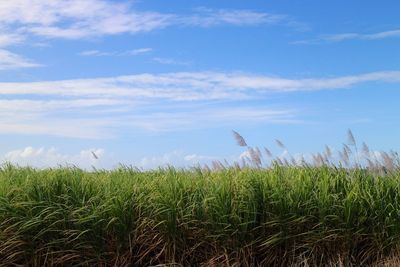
top-left (0, 0), bottom-right (399, 169)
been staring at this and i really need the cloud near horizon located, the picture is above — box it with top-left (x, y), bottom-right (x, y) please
top-left (0, 146), bottom-right (217, 170)
top-left (2, 146), bottom-right (106, 169)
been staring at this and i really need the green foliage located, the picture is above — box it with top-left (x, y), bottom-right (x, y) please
top-left (0, 164), bottom-right (399, 266)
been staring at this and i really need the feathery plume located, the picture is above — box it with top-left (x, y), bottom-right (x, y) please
top-left (340, 147), bottom-right (350, 166)
top-left (324, 145), bottom-right (332, 159)
top-left (211, 160), bottom-right (225, 171)
top-left (347, 129), bottom-right (356, 146)
top-left (255, 147), bottom-right (262, 159)
top-left (343, 144), bottom-right (352, 155)
top-left (362, 142), bottom-right (370, 157)
top-left (381, 152), bottom-right (394, 171)
top-left (366, 158), bottom-right (375, 170)
top-left (248, 147), bottom-right (262, 167)
top-left (318, 153), bottom-right (325, 165)
top-left (390, 150), bottom-right (398, 159)
top-left (312, 154), bottom-right (320, 166)
top-left (264, 147), bottom-right (273, 157)
top-left (232, 130), bottom-right (247, 147)
top-left (338, 150), bottom-right (344, 162)
top-left (91, 151), bottom-right (99, 159)
top-left (233, 162), bottom-right (241, 169)
top-left (283, 158), bottom-right (290, 166)
top-left (275, 139), bottom-right (286, 149)
top-left (202, 164), bottom-right (211, 172)
top-left (223, 159), bottom-right (230, 168)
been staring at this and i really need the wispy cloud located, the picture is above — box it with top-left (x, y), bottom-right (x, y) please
top-left (0, 1), bottom-right (299, 70)
top-left (120, 107), bottom-right (297, 132)
top-left (0, 34), bottom-right (23, 47)
top-left (294, 28), bottom-right (400, 44)
top-left (79, 48), bottom-right (153, 57)
top-left (0, 1), bottom-right (284, 42)
top-left (79, 50), bottom-right (109, 56)
top-left (3, 71), bottom-right (400, 99)
top-left (0, 118), bottom-right (116, 139)
top-left (182, 8), bottom-right (285, 27)
top-left (152, 57), bottom-right (190, 66)
top-left (0, 0), bottom-right (171, 39)
top-left (324, 29), bottom-right (400, 42)
top-left (127, 48), bottom-right (153, 55)
top-left (0, 98), bottom-right (130, 138)
top-left (0, 49), bottom-right (41, 70)
top-left (0, 98), bottom-right (292, 138)
top-left (1, 70), bottom-right (399, 138)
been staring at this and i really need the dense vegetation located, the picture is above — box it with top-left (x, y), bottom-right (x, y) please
top-left (1, 130), bottom-right (399, 266)
top-left (1, 164), bottom-right (400, 266)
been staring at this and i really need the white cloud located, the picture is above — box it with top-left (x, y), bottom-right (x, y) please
top-left (0, 34), bottom-right (23, 47)
top-left (184, 154), bottom-right (211, 161)
top-left (182, 8), bottom-right (285, 27)
top-left (0, 99), bottom-right (293, 138)
top-left (0, 1), bottom-right (280, 42)
top-left (127, 48), bottom-right (153, 55)
top-left (1, 71), bottom-right (399, 98)
top-left (0, 98), bottom-right (130, 138)
top-left (138, 150), bottom-right (215, 169)
top-left (79, 50), bottom-right (105, 56)
top-left (239, 150), bottom-right (251, 160)
top-left (2, 146), bottom-right (107, 169)
top-left (0, 0), bottom-right (172, 38)
top-left (0, 98), bottom-right (128, 113)
top-left (0, 1), bottom-right (293, 70)
top-left (294, 28), bottom-right (400, 44)
top-left (0, 118), bottom-right (115, 139)
top-left (120, 107), bottom-right (296, 132)
top-left (323, 29), bottom-right (400, 42)
top-left (0, 70), bottom-right (399, 138)
top-left (0, 49), bottom-right (41, 70)
top-left (152, 57), bottom-right (190, 66)
top-left (79, 48), bottom-right (152, 57)
top-left (0, 146), bottom-right (216, 169)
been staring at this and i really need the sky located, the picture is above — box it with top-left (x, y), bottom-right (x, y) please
top-left (0, 0), bottom-right (399, 169)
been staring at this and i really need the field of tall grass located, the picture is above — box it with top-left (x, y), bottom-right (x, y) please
top-left (0, 130), bottom-right (400, 266)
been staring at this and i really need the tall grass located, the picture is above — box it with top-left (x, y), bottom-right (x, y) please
top-left (0, 164), bottom-right (400, 266)
top-left (0, 130), bottom-right (400, 266)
